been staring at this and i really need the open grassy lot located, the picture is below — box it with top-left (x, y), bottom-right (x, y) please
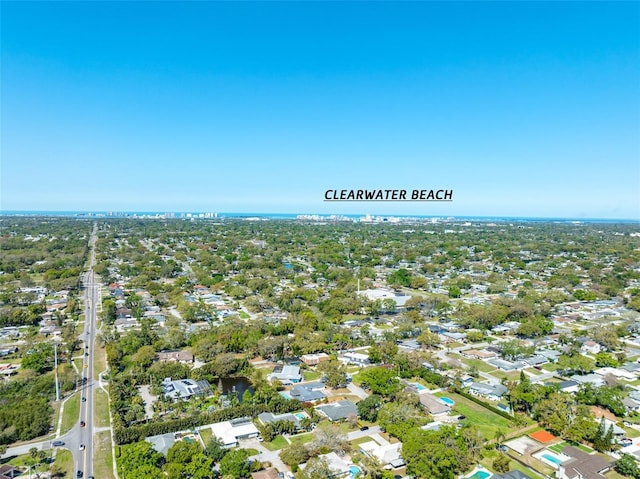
top-left (288, 433), bottom-right (314, 446)
top-left (435, 392), bottom-right (512, 440)
top-left (461, 358), bottom-right (497, 373)
top-left (541, 363), bottom-right (560, 372)
top-left (262, 435), bottom-right (289, 451)
top-left (94, 389), bottom-right (111, 428)
top-left (61, 393), bottom-right (80, 434)
top-left (93, 430), bottom-right (115, 479)
top-left (55, 449), bottom-right (74, 477)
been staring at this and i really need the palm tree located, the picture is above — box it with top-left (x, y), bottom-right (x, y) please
top-left (494, 429), bottom-right (506, 447)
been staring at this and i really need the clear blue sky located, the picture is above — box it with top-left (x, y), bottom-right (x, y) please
top-left (2, 1), bottom-right (639, 219)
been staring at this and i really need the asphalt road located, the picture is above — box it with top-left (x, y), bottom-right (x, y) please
top-left (2, 225), bottom-right (100, 479)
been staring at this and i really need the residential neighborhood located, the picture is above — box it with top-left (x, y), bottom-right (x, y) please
top-left (1, 217), bottom-right (640, 479)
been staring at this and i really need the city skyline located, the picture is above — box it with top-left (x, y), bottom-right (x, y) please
top-left (2, 2), bottom-right (639, 219)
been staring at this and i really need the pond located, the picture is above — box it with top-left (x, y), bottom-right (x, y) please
top-left (217, 377), bottom-right (254, 401)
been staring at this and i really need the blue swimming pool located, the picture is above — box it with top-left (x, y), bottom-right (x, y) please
top-left (414, 383), bottom-right (426, 391)
top-left (294, 412), bottom-right (306, 420)
top-left (440, 396), bottom-right (455, 406)
top-left (542, 453), bottom-right (562, 465)
top-left (349, 465), bottom-right (361, 479)
top-left (468, 471), bottom-right (490, 479)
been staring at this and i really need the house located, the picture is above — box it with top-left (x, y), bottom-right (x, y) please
top-left (257, 411), bottom-right (301, 429)
top-left (417, 393), bottom-right (451, 417)
top-left (360, 441), bottom-right (404, 468)
top-left (469, 382), bottom-right (508, 401)
top-left (267, 365), bottom-right (302, 385)
top-left (316, 400), bottom-right (358, 421)
top-left (0, 464), bottom-right (19, 479)
top-left (156, 350), bottom-right (194, 364)
top-left (557, 380), bottom-right (580, 394)
top-left (493, 472), bottom-right (533, 479)
top-left (623, 397), bottom-right (640, 413)
top-left (208, 417), bottom-right (260, 448)
top-left (557, 445), bottom-right (612, 479)
top-left (338, 351), bottom-right (370, 366)
top-left (300, 452), bottom-right (350, 478)
top-left (290, 382), bottom-right (326, 402)
top-left (162, 378), bottom-right (211, 400)
top-left (488, 358), bottom-right (526, 371)
top-left (581, 340), bottom-right (602, 355)
top-left (461, 349), bottom-right (497, 360)
top-left (301, 353), bottom-right (330, 366)
top-left (251, 468), bottom-right (280, 479)
top-left (571, 374), bottom-right (605, 388)
top-left (440, 332), bottom-right (467, 343)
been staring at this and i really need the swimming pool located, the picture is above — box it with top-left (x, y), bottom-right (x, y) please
top-left (440, 396), bottom-right (455, 406)
top-left (294, 412), bottom-right (306, 420)
top-left (542, 453), bottom-right (562, 465)
top-left (468, 471), bottom-right (490, 479)
top-left (349, 465), bottom-right (361, 479)
top-left (413, 383), bottom-right (426, 391)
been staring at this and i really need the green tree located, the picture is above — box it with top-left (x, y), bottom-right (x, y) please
top-left (357, 367), bottom-right (400, 396)
top-left (616, 454), bottom-right (640, 479)
top-left (219, 449), bottom-right (252, 478)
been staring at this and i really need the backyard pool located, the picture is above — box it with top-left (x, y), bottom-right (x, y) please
top-left (468, 470), bottom-right (490, 479)
top-left (413, 383), bottom-right (427, 391)
top-left (349, 465), bottom-right (361, 479)
top-left (542, 454), bottom-right (562, 465)
top-left (294, 412), bottom-right (306, 420)
top-left (440, 397), bottom-right (455, 406)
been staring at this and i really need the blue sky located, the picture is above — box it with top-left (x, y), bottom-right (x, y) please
top-left (2, 1), bottom-right (639, 219)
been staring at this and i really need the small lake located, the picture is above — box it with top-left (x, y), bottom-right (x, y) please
top-left (217, 377), bottom-right (253, 401)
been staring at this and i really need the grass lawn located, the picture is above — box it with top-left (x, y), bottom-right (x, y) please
top-left (303, 371), bottom-right (321, 381)
top-left (199, 427), bottom-right (213, 445)
top-left (93, 430), bottom-right (115, 479)
top-left (93, 343), bottom-right (107, 379)
top-left (625, 427), bottom-right (640, 439)
top-left (606, 470), bottom-right (630, 479)
top-left (262, 435), bottom-right (289, 451)
top-left (351, 436), bottom-right (374, 447)
top-left (239, 311), bottom-right (250, 319)
top-left (435, 392), bottom-right (512, 440)
top-left (55, 449), bottom-right (74, 477)
top-left (509, 460), bottom-right (546, 479)
top-left (461, 358), bottom-right (497, 373)
top-left (541, 363), bottom-right (560, 372)
top-left (94, 389), bottom-right (111, 428)
top-left (288, 433), bottom-right (314, 446)
top-left (61, 393), bottom-right (80, 434)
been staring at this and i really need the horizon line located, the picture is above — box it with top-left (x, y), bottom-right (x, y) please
top-left (0, 209), bottom-right (638, 222)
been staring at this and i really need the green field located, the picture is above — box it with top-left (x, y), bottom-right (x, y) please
top-left (61, 393), bottom-right (80, 434)
top-left (199, 427), bottom-right (213, 445)
top-left (435, 392), bottom-right (512, 440)
top-left (461, 358), bottom-right (498, 373)
top-left (288, 433), bottom-right (314, 446)
top-left (94, 389), bottom-right (111, 428)
top-left (93, 430), bottom-right (116, 479)
top-left (262, 435), bottom-right (289, 451)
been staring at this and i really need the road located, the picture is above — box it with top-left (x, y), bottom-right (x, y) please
top-left (2, 224), bottom-right (100, 478)
top-left (76, 223), bottom-right (99, 478)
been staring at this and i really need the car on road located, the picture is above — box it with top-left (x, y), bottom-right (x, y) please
top-left (76, 471), bottom-right (83, 478)
top-left (80, 421), bottom-right (86, 427)
top-left (79, 444), bottom-right (85, 450)
top-left (360, 426), bottom-right (369, 431)
top-left (52, 440), bottom-right (65, 446)
top-left (82, 397), bottom-right (86, 402)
